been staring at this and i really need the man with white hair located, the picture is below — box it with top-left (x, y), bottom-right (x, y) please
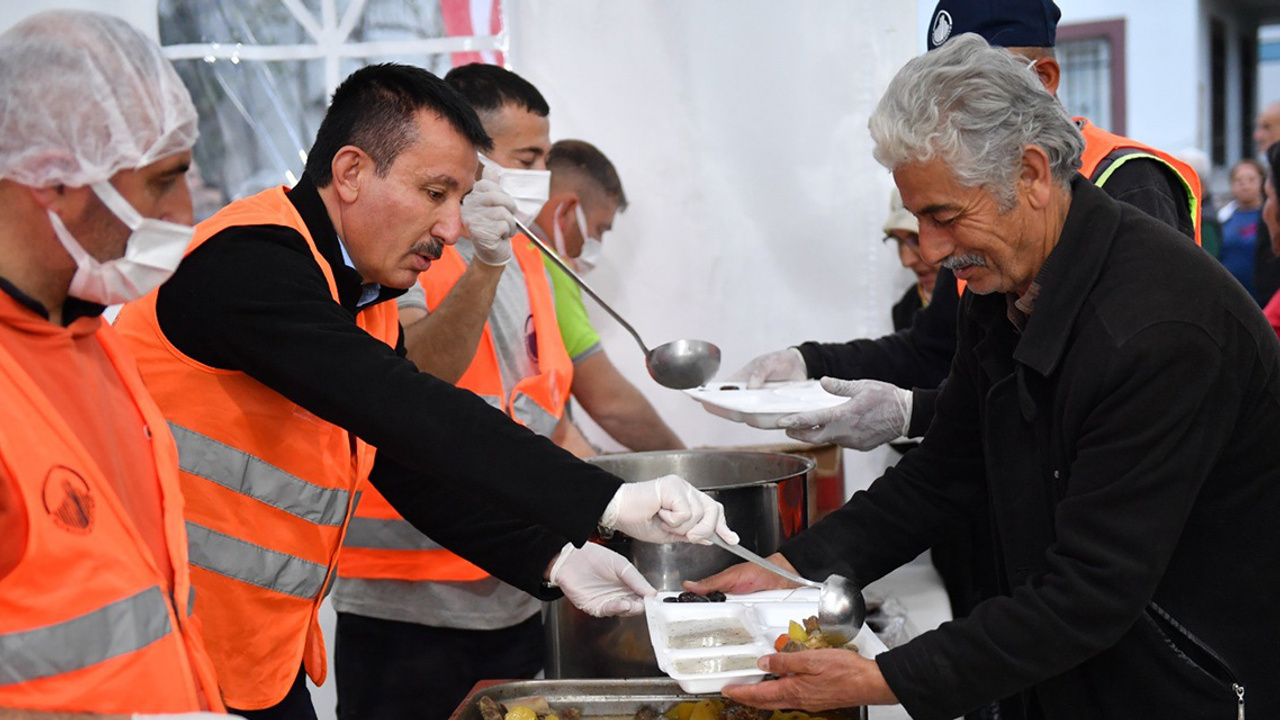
top-left (693, 34), bottom-right (1280, 719)
top-left (731, 0), bottom-right (1202, 454)
top-left (0, 10), bottom-right (226, 718)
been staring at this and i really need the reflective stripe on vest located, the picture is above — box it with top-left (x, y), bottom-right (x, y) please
top-left (1092, 151), bottom-right (1200, 239)
top-left (512, 393), bottom-right (559, 437)
top-left (0, 587), bottom-right (171, 686)
top-left (112, 186), bottom-right (399, 708)
top-left (186, 522), bottom-right (328, 600)
top-left (169, 423), bottom-right (350, 526)
top-left (1076, 117), bottom-right (1202, 247)
top-left (343, 516), bottom-right (446, 552)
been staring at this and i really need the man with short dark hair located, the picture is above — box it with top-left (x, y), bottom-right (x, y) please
top-left (332, 64), bottom-right (587, 720)
top-left (114, 62), bottom-right (733, 720)
top-left (697, 35), bottom-right (1280, 719)
top-left (533, 139), bottom-right (686, 452)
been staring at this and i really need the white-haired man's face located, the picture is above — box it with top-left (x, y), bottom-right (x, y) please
top-left (894, 154), bottom-right (1057, 297)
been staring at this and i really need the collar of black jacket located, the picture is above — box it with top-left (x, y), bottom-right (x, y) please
top-left (967, 176), bottom-right (1123, 379)
top-left (285, 174), bottom-right (405, 312)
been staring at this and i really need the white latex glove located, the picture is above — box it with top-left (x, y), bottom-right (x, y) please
top-left (599, 475), bottom-right (738, 545)
top-left (727, 347), bottom-right (808, 389)
top-left (777, 377), bottom-right (914, 450)
top-left (462, 163), bottom-right (518, 266)
top-left (549, 542), bottom-right (656, 617)
top-left (133, 707), bottom-right (243, 712)
top-left (133, 714), bottom-right (244, 719)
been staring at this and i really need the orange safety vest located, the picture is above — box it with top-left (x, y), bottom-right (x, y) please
top-left (955, 117), bottom-right (1203, 295)
top-left (338, 234), bottom-right (572, 583)
top-left (113, 186), bottom-right (399, 710)
top-left (0, 325), bottom-right (224, 714)
top-left (1076, 117), bottom-right (1202, 247)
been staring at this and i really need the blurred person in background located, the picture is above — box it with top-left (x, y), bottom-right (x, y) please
top-left (1260, 142), bottom-right (1280, 338)
top-left (1254, 101), bottom-right (1280, 156)
top-left (0, 10), bottom-right (227, 718)
top-left (1216, 159), bottom-right (1266, 302)
top-left (882, 189), bottom-right (935, 332)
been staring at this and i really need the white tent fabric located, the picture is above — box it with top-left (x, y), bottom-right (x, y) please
top-left (507, 1), bottom-right (919, 472)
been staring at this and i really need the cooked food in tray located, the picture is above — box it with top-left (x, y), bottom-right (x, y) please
top-left (772, 616), bottom-right (858, 652)
top-left (475, 695), bottom-right (856, 720)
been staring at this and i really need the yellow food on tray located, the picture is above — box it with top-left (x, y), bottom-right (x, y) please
top-left (664, 699), bottom-right (850, 720)
top-left (772, 616), bottom-right (857, 652)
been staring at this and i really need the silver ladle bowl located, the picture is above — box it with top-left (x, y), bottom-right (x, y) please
top-left (514, 218), bottom-right (721, 390)
top-left (710, 534), bottom-right (866, 646)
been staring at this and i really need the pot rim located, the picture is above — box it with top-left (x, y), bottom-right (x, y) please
top-left (586, 449), bottom-right (816, 490)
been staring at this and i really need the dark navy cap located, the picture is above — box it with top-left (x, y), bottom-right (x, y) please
top-left (926, 0), bottom-right (1062, 51)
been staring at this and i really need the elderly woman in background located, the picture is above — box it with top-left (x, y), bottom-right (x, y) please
top-left (1260, 144), bottom-right (1280, 337)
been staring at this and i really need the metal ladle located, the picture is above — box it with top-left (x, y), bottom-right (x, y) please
top-left (709, 534), bottom-right (866, 646)
top-left (513, 218), bottom-right (721, 390)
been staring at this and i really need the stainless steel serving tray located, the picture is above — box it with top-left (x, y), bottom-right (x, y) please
top-left (447, 678), bottom-right (867, 720)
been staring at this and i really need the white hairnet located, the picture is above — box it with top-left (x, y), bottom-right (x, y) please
top-left (0, 10), bottom-right (198, 188)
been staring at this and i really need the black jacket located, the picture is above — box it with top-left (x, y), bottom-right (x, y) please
top-left (153, 176), bottom-right (622, 596)
top-left (781, 178), bottom-right (1280, 720)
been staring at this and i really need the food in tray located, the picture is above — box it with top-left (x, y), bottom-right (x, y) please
top-left (478, 696), bottom-right (580, 720)
top-left (772, 616), bottom-right (858, 653)
top-left (664, 698), bottom-right (859, 720)
top-left (663, 590), bottom-right (727, 603)
top-left (666, 617), bottom-right (755, 649)
top-left (672, 654), bottom-right (763, 674)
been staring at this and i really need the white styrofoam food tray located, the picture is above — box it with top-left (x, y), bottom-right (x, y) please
top-left (684, 381), bottom-right (846, 429)
top-left (644, 588), bottom-right (887, 694)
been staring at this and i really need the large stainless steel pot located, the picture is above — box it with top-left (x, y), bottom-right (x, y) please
top-left (545, 450), bottom-right (814, 679)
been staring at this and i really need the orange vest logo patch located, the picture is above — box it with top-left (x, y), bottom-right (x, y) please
top-left (42, 467), bottom-right (95, 534)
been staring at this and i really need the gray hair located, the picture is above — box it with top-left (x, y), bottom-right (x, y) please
top-left (869, 33), bottom-right (1083, 208)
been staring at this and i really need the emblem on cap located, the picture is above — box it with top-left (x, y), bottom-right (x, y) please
top-left (43, 466), bottom-right (95, 534)
top-left (931, 10), bottom-right (953, 47)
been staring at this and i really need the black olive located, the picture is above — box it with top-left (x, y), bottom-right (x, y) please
top-left (706, 590), bottom-right (727, 602)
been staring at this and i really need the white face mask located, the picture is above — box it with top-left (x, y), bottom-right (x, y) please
top-left (552, 201), bottom-right (603, 275)
top-left (482, 155), bottom-right (550, 221)
top-left (572, 204), bottom-right (603, 274)
top-left (47, 180), bottom-right (194, 306)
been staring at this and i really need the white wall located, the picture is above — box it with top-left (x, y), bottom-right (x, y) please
top-left (508, 0), bottom-right (917, 461)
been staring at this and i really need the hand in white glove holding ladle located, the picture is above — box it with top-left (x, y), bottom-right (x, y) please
top-left (550, 474), bottom-right (737, 617)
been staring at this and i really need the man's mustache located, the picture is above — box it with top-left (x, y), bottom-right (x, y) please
top-left (941, 253), bottom-right (986, 271)
top-left (413, 240), bottom-right (443, 261)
